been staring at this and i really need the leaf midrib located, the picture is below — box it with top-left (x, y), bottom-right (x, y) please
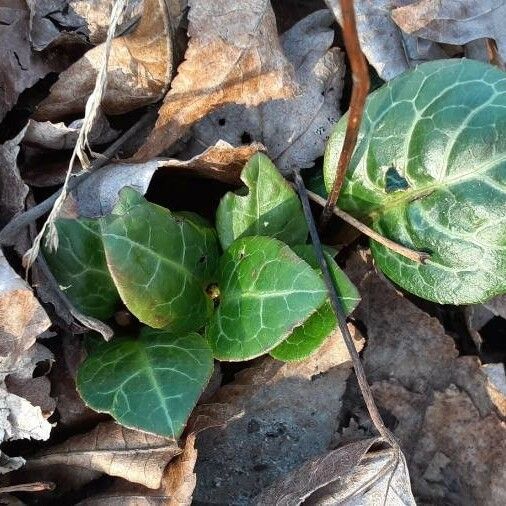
top-left (103, 232), bottom-right (202, 286)
top-left (368, 151), bottom-right (506, 219)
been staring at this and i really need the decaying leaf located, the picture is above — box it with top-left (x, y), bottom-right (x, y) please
top-left (256, 439), bottom-right (415, 506)
top-left (343, 251), bottom-right (506, 503)
top-left (0, 0), bottom-right (63, 122)
top-left (193, 326), bottom-right (364, 503)
top-left (189, 10), bottom-right (345, 173)
top-left (392, 0), bottom-right (506, 60)
top-left (23, 115), bottom-right (119, 151)
top-left (72, 142), bottom-right (264, 218)
top-left (34, 0), bottom-right (176, 121)
top-left (27, 0), bottom-right (144, 50)
top-left (0, 250), bottom-right (50, 361)
top-left (0, 127), bottom-right (29, 229)
top-left (158, 141), bottom-right (265, 185)
top-left (28, 421), bottom-right (181, 489)
top-left (0, 343), bottom-right (54, 472)
top-left (133, 0), bottom-right (296, 160)
top-left (324, 0), bottom-right (447, 80)
top-left (163, 433), bottom-right (198, 506)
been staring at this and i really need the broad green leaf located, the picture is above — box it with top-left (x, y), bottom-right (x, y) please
top-left (207, 236), bottom-right (327, 360)
top-left (324, 59), bottom-right (506, 304)
top-left (43, 218), bottom-right (120, 320)
top-left (77, 328), bottom-right (213, 439)
top-left (101, 188), bottom-right (219, 331)
top-left (216, 153), bottom-right (308, 250)
top-left (270, 245), bottom-right (360, 362)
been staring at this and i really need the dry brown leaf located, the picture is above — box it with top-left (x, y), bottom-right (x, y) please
top-left (188, 10), bottom-right (345, 174)
top-left (0, 0), bottom-right (63, 122)
top-left (254, 437), bottom-right (379, 505)
top-left (0, 250), bottom-right (50, 362)
top-left (23, 115), bottom-right (119, 151)
top-left (0, 343), bottom-right (54, 472)
top-left (133, 0), bottom-right (296, 161)
top-left (324, 0), bottom-right (448, 80)
top-left (0, 127), bottom-right (29, 229)
top-left (392, 0), bottom-right (506, 60)
top-left (27, 0), bottom-right (144, 50)
top-left (411, 386), bottom-right (506, 505)
top-left (28, 421), bottom-right (181, 489)
top-left (162, 433), bottom-right (198, 506)
top-left (482, 363), bottom-right (506, 417)
top-left (71, 142), bottom-right (263, 218)
top-left (34, 0), bottom-right (176, 121)
top-left (343, 251), bottom-right (506, 503)
top-left (193, 327), bottom-right (364, 503)
top-left (158, 141), bottom-right (265, 184)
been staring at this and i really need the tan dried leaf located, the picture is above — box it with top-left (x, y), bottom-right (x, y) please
top-left (163, 433), bottom-right (198, 506)
top-left (193, 327), bottom-right (364, 503)
top-left (133, 0), bottom-right (296, 161)
top-left (0, 250), bottom-right (50, 361)
top-left (28, 421), bottom-right (181, 489)
top-left (158, 141), bottom-right (265, 184)
top-left (189, 10), bottom-right (345, 174)
top-left (34, 0), bottom-right (176, 121)
top-left (392, 0), bottom-right (506, 60)
top-left (324, 0), bottom-right (448, 80)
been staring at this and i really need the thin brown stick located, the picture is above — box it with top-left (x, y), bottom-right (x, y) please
top-left (294, 170), bottom-right (396, 446)
top-left (320, 0), bottom-right (370, 230)
top-left (307, 189), bottom-right (429, 264)
top-left (0, 481), bottom-right (55, 493)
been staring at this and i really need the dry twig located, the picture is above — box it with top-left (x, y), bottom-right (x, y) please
top-left (320, 0), bottom-right (369, 230)
top-left (307, 189), bottom-right (429, 264)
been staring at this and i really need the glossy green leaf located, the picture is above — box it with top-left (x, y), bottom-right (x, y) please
top-left (77, 328), bottom-right (213, 439)
top-left (207, 236), bottom-right (327, 360)
top-left (101, 188), bottom-right (219, 331)
top-left (270, 245), bottom-right (360, 362)
top-left (324, 59), bottom-right (506, 304)
top-left (43, 218), bottom-right (120, 320)
top-left (216, 153), bottom-right (308, 250)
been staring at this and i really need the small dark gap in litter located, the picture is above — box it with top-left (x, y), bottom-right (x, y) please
top-left (479, 317), bottom-right (506, 364)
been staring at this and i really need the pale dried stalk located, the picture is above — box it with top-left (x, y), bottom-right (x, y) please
top-left (23, 0), bottom-right (129, 269)
top-left (307, 189), bottom-right (428, 264)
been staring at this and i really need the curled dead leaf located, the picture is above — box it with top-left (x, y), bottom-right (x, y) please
top-left (34, 0), bottom-right (177, 121)
top-left (133, 0), bottom-right (297, 160)
top-left (28, 421), bottom-right (181, 489)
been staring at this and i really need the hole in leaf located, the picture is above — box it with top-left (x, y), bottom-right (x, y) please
top-left (241, 131), bottom-right (252, 144)
top-left (385, 166), bottom-right (409, 193)
top-left (218, 118), bottom-right (226, 126)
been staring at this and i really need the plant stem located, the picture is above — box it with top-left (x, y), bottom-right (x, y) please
top-left (293, 169), bottom-right (396, 446)
top-left (307, 189), bottom-right (429, 264)
top-left (0, 109), bottom-right (156, 247)
top-left (320, 0), bottom-right (369, 230)
top-left (0, 482), bottom-right (55, 493)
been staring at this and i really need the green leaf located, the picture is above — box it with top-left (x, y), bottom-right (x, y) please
top-left (77, 328), bottom-right (213, 439)
top-left (324, 59), bottom-right (506, 304)
top-left (43, 218), bottom-right (120, 320)
top-left (216, 153), bottom-right (308, 250)
top-left (270, 245), bottom-right (360, 362)
top-left (207, 236), bottom-right (327, 360)
top-left (101, 188), bottom-right (219, 331)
